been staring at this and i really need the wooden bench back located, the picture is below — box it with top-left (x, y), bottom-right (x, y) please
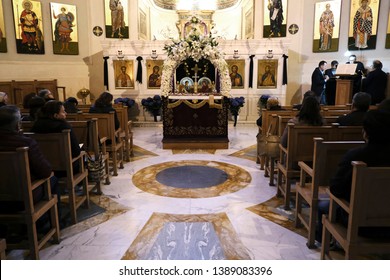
top-left (350, 162), bottom-right (390, 230)
top-left (25, 130), bottom-right (73, 174)
top-left (77, 112), bottom-right (117, 144)
top-left (285, 124), bottom-right (334, 166)
top-left (261, 109), bottom-right (297, 134)
top-left (331, 124), bottom-right (364, 141)
top-left (311, 138), bottom-right (365, 188)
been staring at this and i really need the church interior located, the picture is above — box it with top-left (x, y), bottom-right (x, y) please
top-left (1, 0), bottom-right (390, 261)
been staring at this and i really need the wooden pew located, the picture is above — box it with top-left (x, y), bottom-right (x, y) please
top-left (295, 138), bottom-right (365, 248)
top-left (77, 112), bottom-right (124, 176)
top-left (113, 105), bottom-right (133, 161)
top-left (0, 147), bottom-right (60, 259)
top-left (25, 130), bottom-right (89, 225)
top-left (277, 124), bottom-right (334, 210)
top-left (321, 161), bottom-right (390, 259)
top-left (68, 119), bottom-right (111, 194)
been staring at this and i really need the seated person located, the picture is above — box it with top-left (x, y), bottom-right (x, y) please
top-left (378, 98), bottom-right (390, 112)
top-left (21, 96), bottom-right (45, 121)
top-left (0, 92), bottom-right (8, 107)
top-left (256, 97), bottom-right (282, 127)
top-left (22, 92), bottom-right (37, 109)
top-left (64, 97), bottom-right (80, 114)
top-left (0, 106), bottom-right (59, 235)
top-left (337, 92), bottom-right (371, 126)
top-left (31, 101), bottom-right (81, 173)
top-left (89, 91), bottom-right (120, 130)
top-left (317, 109), bottom-right (390, 242)
top-left (293, 90), bottom-right (316, 110)
top-left (281, 96), bottom-right (324, 148)
top-left (38, 89), bottom-right (55, 103)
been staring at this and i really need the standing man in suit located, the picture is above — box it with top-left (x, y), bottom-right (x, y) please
top-left (324, 60), bottom-right (338, 105)
top-left (362, 60), bottom-right (388, 105)
top-left (347, 54), bottom-right (365, 95)
top-left (311, 60), bottom-right (329, 104)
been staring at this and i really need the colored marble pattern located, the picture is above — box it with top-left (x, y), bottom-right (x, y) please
top-left (131, 145), bottom-right (159, 161)
top-left (247, 196), bottom-right (307, 238)
top-left (6, 125), bottom-right (322, 260)
top-left (229, 144), bottom-right (257, 162)
top-left (172, 149), bottom-right (216, 154)
top-left (132, 160), bottom-right (252, 198)
top-left (122, 212), bottom-right (251, 260)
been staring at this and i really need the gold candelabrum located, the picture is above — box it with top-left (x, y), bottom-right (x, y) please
top-left (77, 87), bottom-right (91, 105)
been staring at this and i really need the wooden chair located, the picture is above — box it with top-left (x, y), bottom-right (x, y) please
top-left (68, 119), bottom-right (110, 194)
top-left (25, 130), bottom-right (89, 224)
top-left (262, 114), bottom-right (281, 186)
top-left (78, 112), bottom-right (124, 176)
top-left (277, 124), bottom-right (334, 210)
top-left (331, 124), bottom-right (364, 141)
top-left (0, 147), bottom-right (60, 259)
top-left (321, 161), bottom-right (390, 259)
top-left (295, 138), bottom-right (365, 248)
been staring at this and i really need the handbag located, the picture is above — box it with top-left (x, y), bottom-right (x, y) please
top-left (86, 152), bottom-right (105, 183)
top-left (257, 123), bottom-right (281, 158)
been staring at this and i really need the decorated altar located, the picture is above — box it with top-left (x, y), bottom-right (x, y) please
top-left (161, 16), bottom-right (231, 149)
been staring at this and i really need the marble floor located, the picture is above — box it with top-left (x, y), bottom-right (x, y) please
top-left (7, 123), bottom-right (321, 260)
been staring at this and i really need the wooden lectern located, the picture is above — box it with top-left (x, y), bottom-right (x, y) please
top-left (334, 64), bottom-right (357, 105)
top-left (335, 79), bottom-right (353, 105)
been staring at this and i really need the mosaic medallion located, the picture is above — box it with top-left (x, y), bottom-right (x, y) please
top-left (132, 160), bottom-right (252, 198)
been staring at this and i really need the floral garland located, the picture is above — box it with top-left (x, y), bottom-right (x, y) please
top-left (161, 16), bottom-right (231, 97)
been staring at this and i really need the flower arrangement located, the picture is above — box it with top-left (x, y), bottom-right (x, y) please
top-left (229, 96), bottom-right (245, 126)
top-left (161, 15), bottom-right (231, 97)
top-left (141, 95), bottom-right (162, 121)
top-left (114, 97), bottom-right (135, 108)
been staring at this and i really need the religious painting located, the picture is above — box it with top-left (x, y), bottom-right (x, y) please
top-left (113, 60), bottom-right (134, 89)
top-left (263, 0), bottom-right (288, 38)
top-left (146, 59), bottom-right (163, 89)
top-left (12, 0), bottom-right (45, 54)
top-left (0, 0), bottom-right (7, 53)
top-left (244, 6), bottom-right (254, 39)
top-left (348, 0), bottom-right (380, 50)
top-left (312, 0), bottom-right (341, 53)
top-left (104, 0), bottom-right (129, 39)
top-left (386, 8), bottom-right (390, 49)
top-left (257, 59), bottom-right (278, 89)
top-left (226, 60), bottom-right (245, 89)
top-left (50, 3), bottom-right (78, 55)
top-left (138, 8), bottom-right (147, 40)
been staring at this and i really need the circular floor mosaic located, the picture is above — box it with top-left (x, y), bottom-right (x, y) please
top-left (132, 160), bottom-right (252, 198)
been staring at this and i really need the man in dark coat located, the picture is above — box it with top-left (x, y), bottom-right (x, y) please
top-left (362, 60), bottom-right (388, 105)
top-left (337, 91), bottom-right (371, 126)
top-left (311, 60), bottom-right (329, 104)
top-left (346, 54), bottom-right (366, 95)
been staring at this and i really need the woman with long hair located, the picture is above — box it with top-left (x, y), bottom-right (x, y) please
top-left (89, 91), bottom-right (120, 130)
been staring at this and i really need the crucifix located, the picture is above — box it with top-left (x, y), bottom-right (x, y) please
top-left (192, 64), bottom-right (200, 93)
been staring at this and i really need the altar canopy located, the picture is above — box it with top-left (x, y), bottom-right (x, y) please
top-left (161, 15), bottom-right (231, 149)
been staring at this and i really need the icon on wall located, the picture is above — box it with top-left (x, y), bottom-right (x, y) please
top-left (12, 0), bottom-right (45, 54)
top-left (104, 0), bottom-right (129, 39)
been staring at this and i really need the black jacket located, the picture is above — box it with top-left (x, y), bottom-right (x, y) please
top-left (89, 105), bottom-right (120, 130)
top-left (362, 69), bottom-right (388, 105)
top-left (311, 67), bottom-right (326, 96)
top-left (337, 110), bottom-right (367, 126)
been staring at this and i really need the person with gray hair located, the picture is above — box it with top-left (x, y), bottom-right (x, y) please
top-left (362, 60), bottom-right (388, 105)
top-left (0, 92), bottom-right (8, 107)
top-left (0, 105), bottom-right (53, 208)
top-left (38, 89), bottom-right (55, 102)
top-left (337, 92), bottom-right (371, 126)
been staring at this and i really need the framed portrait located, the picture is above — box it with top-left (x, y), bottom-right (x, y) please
top-left (113, 60), bottom-right (134, 89)
top-left (12, 0), bottom-right (44, 54)
top-left (50, 2), bottom-right (78, 55)
top-left (146, 59), bottom-right (163, 89)
top-left (139, 8), bottom-right (148, 40)
top-left (263, 0), bottom-right (288, 38)
top-left (104, 0), bottom-right (129, 39)
top-left (312, 0), bottom-right (341, 53)
top-left (226, 60), bottom-right (245, 89)
top-left (0, 0), bottom-right (7, 52)
top-left (348, 0), bottom-right (380, 50)
top-left (257, 59), bottom-right (278, 89)
top-left (386, 8), bottom-right (390, 49)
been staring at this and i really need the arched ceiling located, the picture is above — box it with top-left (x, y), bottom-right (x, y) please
top-left (152, 0), bottom-right (240, 10)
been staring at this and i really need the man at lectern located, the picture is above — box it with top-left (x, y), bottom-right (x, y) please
top-left (346, 54), bottom-right (365, 94)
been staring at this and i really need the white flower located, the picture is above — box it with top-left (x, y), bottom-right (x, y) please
top-left (161, 16), bottom-right (232, 97)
